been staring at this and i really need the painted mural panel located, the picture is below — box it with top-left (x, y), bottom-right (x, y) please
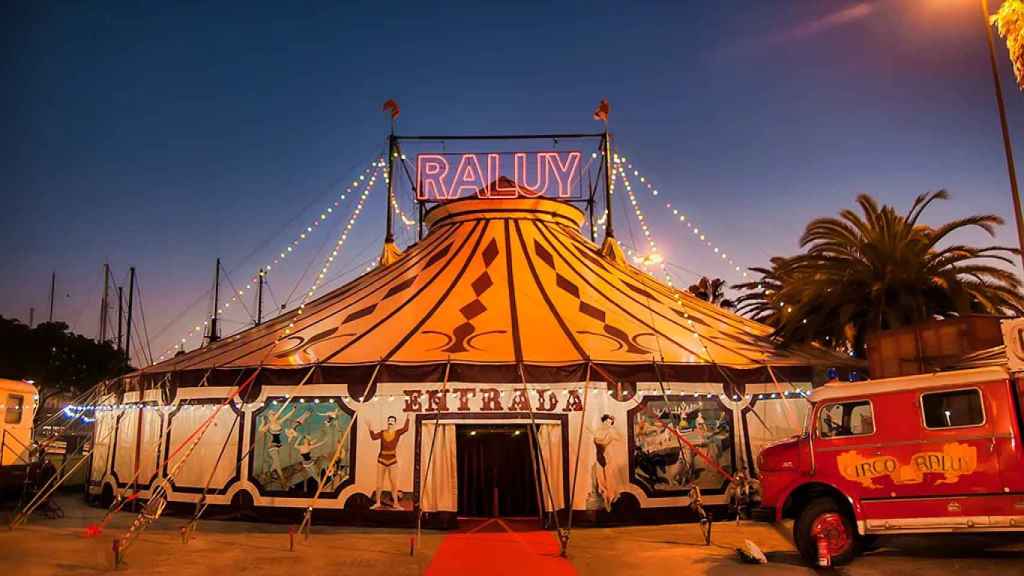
top-left (251, 399), bottom-right (353, 496)
top-left (582, 412), bottom-right (627, 511)
top-left (629, 395), bottom-right (734, 496)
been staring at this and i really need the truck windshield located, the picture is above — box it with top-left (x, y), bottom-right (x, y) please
top-left (817, 400), bottom-right (874, 438)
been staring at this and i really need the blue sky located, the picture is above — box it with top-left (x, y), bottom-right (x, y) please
top-left (4, 1), bottom-right (1023, 365)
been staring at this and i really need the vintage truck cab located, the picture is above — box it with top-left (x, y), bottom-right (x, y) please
top-left (758, 364), bottom-right (1024, 565)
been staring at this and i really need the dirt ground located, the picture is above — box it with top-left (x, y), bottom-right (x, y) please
top-left (1, 495), bottom-right (1021, 575)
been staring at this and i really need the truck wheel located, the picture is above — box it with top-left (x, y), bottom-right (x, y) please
top-left (794, 497), bottom-right (857, 566)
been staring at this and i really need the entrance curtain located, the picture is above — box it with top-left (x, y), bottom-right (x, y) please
top-left (536, 423), bottom-right (564, 511)
top-left (420, 422), bottom-right (457, 512)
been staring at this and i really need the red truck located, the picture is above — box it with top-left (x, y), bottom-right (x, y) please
top-left (757, 365), bottom-right (1024, 565)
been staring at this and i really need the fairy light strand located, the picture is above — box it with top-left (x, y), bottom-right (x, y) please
top-left (620, 154), bottom-right (750, 282)
top-left (283, 162), bottom-right (382, 336)
top-left (614, 155), bottom-right (673, 287)
top-left (384, 157), bottom-right (416, 228)
top-left (155, 156), bottom-right (383, 362)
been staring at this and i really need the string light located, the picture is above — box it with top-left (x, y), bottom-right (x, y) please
top-left (615, 156), bottom-right (673, 287)
top-left (383, 167), bottom-right (416, 228)
top-left (156, 156), bottom-right (383, 362)
top-left (282, 163), bottom-right (382, 336)
top-left (619, 153), bottom-right (749, 281)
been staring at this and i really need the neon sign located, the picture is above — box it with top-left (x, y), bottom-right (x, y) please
top-left (416, 151), bottom-right (581, 201)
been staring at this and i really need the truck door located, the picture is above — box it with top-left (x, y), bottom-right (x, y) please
top-left (901, 386), bottom-right (1004, 527)
top-left (997, 376), bottom-right (1024, 495)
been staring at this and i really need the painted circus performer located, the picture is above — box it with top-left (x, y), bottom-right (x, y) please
top-left (258, 405), bottom-right (296, 485)
top-left (587, 414), bottom-right (623, 511)
top-left (368, 415), bottom-right (409, 509)
top-left (293, 434), bottom-right (328, 489)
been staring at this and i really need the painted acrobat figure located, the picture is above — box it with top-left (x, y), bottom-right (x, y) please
top-left (285, 410), bottom-right (312, 442)
top-left (368, 415), bottom-right (410, 509)
top-left (293, 434), bottom-right (328, 488)
top-left (258, 405), bottom-right (296, 486)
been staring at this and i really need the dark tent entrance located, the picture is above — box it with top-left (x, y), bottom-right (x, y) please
top-left (456, 424), bottom-right (539, 518)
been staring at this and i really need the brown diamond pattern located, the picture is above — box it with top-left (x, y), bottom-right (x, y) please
top-left (533, 237), bottom-right (650, 355)
top-left (425, 236), bottom-right (504, 354)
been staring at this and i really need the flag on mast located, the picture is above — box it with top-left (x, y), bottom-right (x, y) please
top-left (593, 99), bottom-right (609, 122)
top-left (383, 99), bottom-right (400, 119)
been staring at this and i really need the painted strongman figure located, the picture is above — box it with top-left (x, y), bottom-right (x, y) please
top-left (368, 415), bottom-right (410, 509)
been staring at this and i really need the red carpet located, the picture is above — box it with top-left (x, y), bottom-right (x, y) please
top-left (425, 518), bottom-right (577, 576)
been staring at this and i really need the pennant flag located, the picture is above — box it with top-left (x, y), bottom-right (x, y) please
top-left (383, 99), bottom-right (400, 119)
top-left (593, 99), bottom-right (609, 122)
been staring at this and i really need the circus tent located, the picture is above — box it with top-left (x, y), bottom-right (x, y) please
top-left (129, 195), bottom-right (847, 389)
top-left (84, 182), bottom-right (859, 538)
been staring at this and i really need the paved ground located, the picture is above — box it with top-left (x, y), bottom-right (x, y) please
top-left (1, 495), bottom-right (1021, 575)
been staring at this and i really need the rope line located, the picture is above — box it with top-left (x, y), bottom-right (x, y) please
top-left (295, 363), bottom-right (382, 539)
top-left (517, 364), bottom-right (564, 548)
top-left (562, 362), bottom-right (592, 553)
top-left (415, 360), bottom-right (451, 552)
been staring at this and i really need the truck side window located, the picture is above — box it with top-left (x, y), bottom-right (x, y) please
top-left (4, 394), bottom-right (24, 424)
top-left (921, 388), bottom-right (984, 429)
top-left (818, 400), bottom-right (874, 438)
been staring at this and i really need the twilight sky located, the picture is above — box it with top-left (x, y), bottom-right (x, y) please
top-left (4, 0), bottom-right (1024, 366)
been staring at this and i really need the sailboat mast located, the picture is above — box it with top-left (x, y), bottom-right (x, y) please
top-left (208, 258), bottom-right (221, 343)
top-left (48, 271), bottom-right (55, 323)
top-left (124, 267), bottom-right (135, 368)
top-left (117, 286), bottom-right (123, 353)
top-left (99, 263), bottom-right (110, 342)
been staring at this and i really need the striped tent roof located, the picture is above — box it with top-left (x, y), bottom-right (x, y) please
top-left (134, 196), bottom-right (854, 387)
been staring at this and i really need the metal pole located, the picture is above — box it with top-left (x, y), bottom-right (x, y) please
top-left (386, 135), bottom-right (397, 245)
top-left (48, 271), bottom-right (55, 323)
top-left (982, 0), bottom-right (1024, 270)
top-left (418, 202), bottom-right (425, 240)
top-left (602, 132), bottom-right (615, 240)
top-left (588, 170), bottom-right (596, 243)
top-left (255, 268), bottom-right (264, 326)
top-left (394, 132), bottom-right (605, 141)
top-left (125, 267), bottom-right (135, 368)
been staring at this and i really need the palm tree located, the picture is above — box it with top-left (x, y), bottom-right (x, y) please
top-left (687, 277), bottom-right (735, 309)
top-left (735, 191), bottom-right (1024, 356)
top-left (993, 0), bottom-right (1024, 91)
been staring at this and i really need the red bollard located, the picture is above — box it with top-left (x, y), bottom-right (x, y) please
top-left (112, 538), bottom-right (121, 569)
top-left (409, 536), bottom-right (415, 556)
top-left (288, 527), bottom-right (295, 552)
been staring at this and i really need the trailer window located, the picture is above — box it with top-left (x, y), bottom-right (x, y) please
top-left (5, 394), bottom-right (24, 424)
top-left (922, 388), bottom-right (984, 429)
top-left (818, 400), bottom-right (874, 438)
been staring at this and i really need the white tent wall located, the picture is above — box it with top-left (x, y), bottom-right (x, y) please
top-left (88, 407), bottom-right (116, 492)
top-left (87, 378), bottom-right (812, 517)
top-left (165, 403), bottom-right (240, 492)
top-left (111, 389), bottom-right (162, 494)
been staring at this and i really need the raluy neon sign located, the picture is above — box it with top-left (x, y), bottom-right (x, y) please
top-left (416, 151), bottom-right (581, 201)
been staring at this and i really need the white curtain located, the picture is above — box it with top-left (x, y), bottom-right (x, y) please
top-left (419, 422), bottom-right (457, 512)
top-left (536, 423), bottom-right (564, 511)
